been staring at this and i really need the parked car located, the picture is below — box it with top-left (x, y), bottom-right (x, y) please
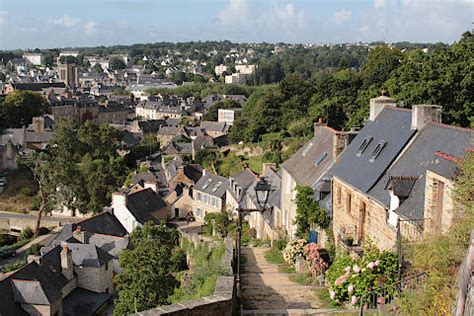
top-left (0, 179), bottom-right (6, 187)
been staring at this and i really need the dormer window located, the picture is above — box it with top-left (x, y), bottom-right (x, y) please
top-left (302, 143), bottom-right (313, 156)
top-left (369, 141), bottom-right (387, 162)
top-left (357, 136), bottom-right (373, 156)
top-left (314, 152), bottom-right (327, 166)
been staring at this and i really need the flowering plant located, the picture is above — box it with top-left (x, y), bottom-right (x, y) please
top-left (303, 243), bottom-right (331, 276)
top-left (282, 239), bottom-right (306, 266)
top-left (325, 248), bottom-right (398, 305)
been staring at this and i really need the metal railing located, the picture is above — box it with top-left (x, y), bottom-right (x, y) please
top-left (359, 272), bottom-right (428, 316)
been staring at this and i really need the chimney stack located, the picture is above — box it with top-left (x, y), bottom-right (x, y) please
top-left (369, 96), bottom-right (396, 121)
top-left (60, 244), bottom-right (74, 280)
top-left (314, 118), bottom-right (326, 136)
top-left (411, 104), bottom-right (442, 130)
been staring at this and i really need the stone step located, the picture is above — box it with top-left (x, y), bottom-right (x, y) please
top-left (242, 308), bottom-right (356, 315)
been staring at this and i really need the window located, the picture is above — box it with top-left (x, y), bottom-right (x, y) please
top-left (314, 152), bottom-right (327, 166)
top-left (196, 192), bottom-right (202, 201)
top-left (336, 186), bottom-right (342, 205)
top-left (369, 141), bottom-right (387, 162)
top-left (302, 143), bottom-right (313, 156)
top-left (202, 179), bottom-right (212, 190)
top-left (212, 181), bottom-right (222, 193)
top-left (347, 193), bottom-right (352, 214)
top-left (357, 136), bottom-right (373, 156)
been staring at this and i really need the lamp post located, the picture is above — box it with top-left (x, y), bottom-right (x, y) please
top-left (235, 177), bottom-right (273, 313)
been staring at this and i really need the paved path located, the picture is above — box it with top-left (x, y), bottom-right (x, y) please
top-left (241, 247), bottom-right (347, 315)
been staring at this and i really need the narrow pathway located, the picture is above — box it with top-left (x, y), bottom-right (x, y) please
top-left (241, 247), bottom-right (342, 315)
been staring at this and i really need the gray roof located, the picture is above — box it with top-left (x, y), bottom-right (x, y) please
top-left (368, 123), bottom-right (473, 219)
top-left (64, 243), bottom-right (113, 267)
top-left (126, 188), bottom-right (167, 224)
top-left (246, 168), bottom-right (282, 210)
top-left (281, 126), bottom-right (337, 188)
top-left (195, 171), bottom-right (229, 198)
top-left (63, 287), bottom-right (112, 316)
top-left (73, 212), bottom-right (127, 237)
top-left (200, 121), bottom-right (228, 133)
top-left (131, 172), bottom-right (158, 186)
top-left (331, 107), bottom-right (416, 193)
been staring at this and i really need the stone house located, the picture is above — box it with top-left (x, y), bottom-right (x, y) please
top-left (0, 241), bottom-right (113, 315)
top-left (245, 164), bottom-right (282, 240)
top-left (111, 186), bottom-right (169, 233)
top-left (331, 96), bottom-right (473, 251)
top-left (225, 166), bottom-right (258, 217)
top-left (200, 121), bottom-right (229, 138)
top-left (165, 164), bottom-right (203, 218)
top-left (192, 170), bottom-right (230, 221)
top-left (279, 121), bottom-right (356, 239)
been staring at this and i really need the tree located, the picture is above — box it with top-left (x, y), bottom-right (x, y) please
top-left (109, 57), bottom-right (126, 70)
top-left (1, 91), bottom-right (50, 127)
top-left (17, 151), bottom-right (57, 234)
top-left (294, 185), bottom-right (330, 238)
top-left (114, 222), bottom-right (180, 315)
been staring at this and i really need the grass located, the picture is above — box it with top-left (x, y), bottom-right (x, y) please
top-left (264, 247), bottom-right (285, 264)
top-left (216, 154), bottom-right (264, 176)
top-left (289, 272), bottom-right (313, 286)
top-left (0, 168), bottom-right (38, 213)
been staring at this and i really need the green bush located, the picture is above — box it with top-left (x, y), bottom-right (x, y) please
top-left (26, 243), bottom-right (41, 256)
top-left (170, 248), bottom-right (188, 272)
top-left (31, 195), bottom-right (40, 211)
top-left (19, 187), bottom-right (34, 197)
top-left (19, 226), bottom-right (33, 241)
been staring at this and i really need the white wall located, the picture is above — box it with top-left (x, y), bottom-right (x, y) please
top-left (112, 193), bottom-right (139, 234)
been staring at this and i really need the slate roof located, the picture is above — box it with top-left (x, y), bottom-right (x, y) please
top-left (121, 130), bottom-right (139, 147)
top-left (246, 168), bottom-right (281, 210)
top-left (73, 212), bottom-right (127, 237)
top-left (126, 188), bottom-right (167, 224)
top-left (9, 259), bottom-right (68, 305)
top-left (228, 167), bottom-right (258, 203)
top-left (281, 126), bottom-right (338, 188)
top-left (138, 120), bottom-right (167, 133)
top-left (368, 123), bottom-right (473, 219)
top-left (182, 164), bottom-right (204, 183)
top-left (200, 121), bottom-right (228, 133)
top-left (331, 107), bottom-right (416, 193)
top-left (131, 172), bottom-right (158, 186)
top-left (11, 82), bottom-right (66, 91)
top-left (63, 287), bottom-right (112, 316)
top-left (64, 243), bottom-right (113, 267)
top-left (195, 171), bottom-right (230, 198)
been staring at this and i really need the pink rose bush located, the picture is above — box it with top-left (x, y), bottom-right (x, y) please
top-left (325, 250), bottom-right (398, 306)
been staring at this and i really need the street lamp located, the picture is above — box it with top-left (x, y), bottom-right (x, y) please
top-left (235, 177), bottom-right (273, 312)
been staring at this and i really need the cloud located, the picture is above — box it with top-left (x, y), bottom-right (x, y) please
top-left (332, 9), bottom-right (352, 24)
top-left (48, 14), bottom-right (80, 28)
top-left (84, 21), bottom-right (96, 35)
top-left (0, 11), bottom-right (8, 25)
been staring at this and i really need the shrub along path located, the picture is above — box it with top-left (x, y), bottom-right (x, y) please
top-left (241, 247), bottom-right (344, 315)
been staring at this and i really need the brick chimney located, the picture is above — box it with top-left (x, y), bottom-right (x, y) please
top-left (314, 118), bottom-right (326, 136)
top-left (60, 244), bottom-right (74, 280)
top-left (369, 96), bottom-right (396, 121)
top-left (411, 104), bottom-right (442, 130)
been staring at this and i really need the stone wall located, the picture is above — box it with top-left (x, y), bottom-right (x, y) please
top-left (135, 233), bottom-right (236, 315)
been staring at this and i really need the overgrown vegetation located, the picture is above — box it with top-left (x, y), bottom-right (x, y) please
top-left (294, 185), bottom-right (330, 238)
top-left (398, 151), bottom-right (474, 314)
top-left (170, 240), bottom-right (227, 303)
top-left (0, 168), bottom-right (38, 213)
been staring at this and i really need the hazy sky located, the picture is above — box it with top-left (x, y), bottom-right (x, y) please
top-left (0, 0), bottom-right (472, 50)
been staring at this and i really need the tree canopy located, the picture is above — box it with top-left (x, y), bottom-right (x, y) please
top-left (114, 222), bottom-right (180, 315)
top-left (0, 91), bottom-right (50, 128)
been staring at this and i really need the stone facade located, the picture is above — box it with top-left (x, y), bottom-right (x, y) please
top-left (332, 177), bottom-right (396, 251)
top-left (75, 262), bottom-right (114, 294)
top-left (424, 170), bottom-right (455, 236)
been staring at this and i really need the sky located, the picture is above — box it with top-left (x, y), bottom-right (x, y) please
top-left (0, 0), bottom-right (472, 50)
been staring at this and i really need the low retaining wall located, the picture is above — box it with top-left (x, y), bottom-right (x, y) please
top-left (135, 232), bottom-right (237, 316)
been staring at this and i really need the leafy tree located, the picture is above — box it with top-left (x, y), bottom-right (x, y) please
top-left (114, 222), bottom-right (180, 315)
top-left (1, 91), bottom-right (50, 127)
top-left (109, 57), bottom-right (126, 70)
top-left (19, 226), bottom-right (33, 241)
top-left (294, 185), bottom-right (330, 238)
top-left (17, 151), bottom-right (57, 234)
top-left (202, 99), bottom-right (240, 121)
top-left (93, 64), bottom-right (104, 73)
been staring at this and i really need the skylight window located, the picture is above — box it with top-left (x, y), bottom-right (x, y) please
top-left (357, 136), bottom-right (373, 156)
top-left (314, 152), bottom-right (327, 166)
top-left (369, 141), bottom-right (387, 162)
top-left (302, 143), bottom-right (313, 156)
top-left (212, 181), bottom-right (222, 192)
top-left (202, 179), bottom-right (212, 190)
